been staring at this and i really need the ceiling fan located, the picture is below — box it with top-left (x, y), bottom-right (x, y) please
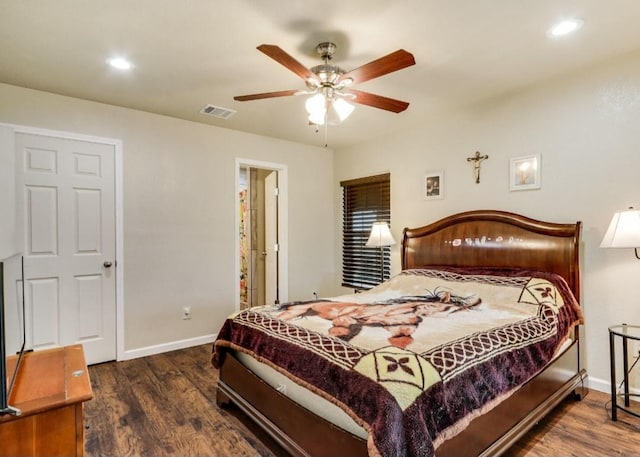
top-left (234, 42), bottom-right (416, 126)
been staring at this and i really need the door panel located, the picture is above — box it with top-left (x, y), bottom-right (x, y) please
top-left (75, 188), bottom-right (102, 253)
top-left (26, 186), bottom-right (58, 255)
top-left (28, 277), bottom-right (59, 347)
top-left (16, 133), bottom-right (116, 364)
top-left (76, 274), bottom-right (103, 340)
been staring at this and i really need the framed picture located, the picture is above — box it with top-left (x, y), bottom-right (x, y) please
top-left (424, 171), bottom-right (444, 200)
top-left (509, 155), bottom-right (541, 191)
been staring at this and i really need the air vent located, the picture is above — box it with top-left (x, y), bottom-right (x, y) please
top-left (199, 104), bottom-right (236, 119)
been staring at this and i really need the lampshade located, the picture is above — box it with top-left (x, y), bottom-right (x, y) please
top-left (366, 222), bottom-right (396, 248)
top-left (600, 208), bottom-right (640, 248)
top-left (306, 93), bottom-right (325, 114)
top-left (308, 109), bottom-right (326, 125)
top-left (332, 97), bottom-right (354, 122)
top-left (305, 93), bottom-right (354, 126)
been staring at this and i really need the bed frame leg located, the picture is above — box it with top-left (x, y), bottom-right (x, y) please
top-left (572, 386), bottom-right (588, 401)
top-left (571, 370), bottom-right (589, 401)
top-left (217, 388), bottom-right (231, 407)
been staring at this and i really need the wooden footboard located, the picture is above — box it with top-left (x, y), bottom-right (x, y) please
top-left (437, 341), bottom-right (588, 456)
top-left (217, 341), bottom-right (587, 457)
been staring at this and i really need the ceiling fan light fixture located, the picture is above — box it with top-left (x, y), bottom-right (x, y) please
top-left (308, 111), bottom-right (326, 126)
top-left (306, 93), bottom-right (327, 125)
top-left (306, 92), bottom-right (353, 125)
top-left (332, 97), bottom-right (354, 122)
top-left (305, 93), bottom-right (326, 114)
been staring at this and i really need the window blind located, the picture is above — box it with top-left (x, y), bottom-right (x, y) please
top-left (340, 173), bottom-right (391, 289)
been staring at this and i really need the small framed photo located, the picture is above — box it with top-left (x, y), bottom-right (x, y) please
top-left (424, 171), bottom-right (444, 200)
top-left (509, 155), bottom-right (541, 191)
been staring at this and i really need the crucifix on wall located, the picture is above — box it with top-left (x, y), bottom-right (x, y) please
top-left (467, 151), bottom-right (489, 184)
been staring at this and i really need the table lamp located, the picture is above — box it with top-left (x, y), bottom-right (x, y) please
top-left (600, 207), bottom-right (640, 259)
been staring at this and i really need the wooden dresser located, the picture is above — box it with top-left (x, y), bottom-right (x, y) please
top-left (0, 345), bottom-right (93, 457)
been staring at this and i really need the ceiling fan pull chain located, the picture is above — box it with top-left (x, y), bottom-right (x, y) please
top-left (324, 110), bottom-right (329, 148)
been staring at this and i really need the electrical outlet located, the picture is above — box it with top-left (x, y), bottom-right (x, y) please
top-left (182, 306), bottom-right (192, 320)
top-left (312, 290), bottom-right (318, 300)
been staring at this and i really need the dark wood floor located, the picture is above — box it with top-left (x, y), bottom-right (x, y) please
top-left (85, 344), bottom-right (640, 457)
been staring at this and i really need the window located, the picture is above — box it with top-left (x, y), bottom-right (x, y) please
top-left (340, 173), bottom-right (391, 289)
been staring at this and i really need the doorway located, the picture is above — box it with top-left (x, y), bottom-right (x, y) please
top-left (236, 159), bottom-right (288, 311)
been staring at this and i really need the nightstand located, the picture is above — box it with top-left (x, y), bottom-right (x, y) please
top-left (0, 345), bottom-right (93, 456)
top-left (608, 324), bottom-right (640, 421)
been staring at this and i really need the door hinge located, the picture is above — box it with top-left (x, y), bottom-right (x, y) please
top-left (274, 243), bottom-right (279, 252)
top-left (273, 187), bottom-right (279, 196)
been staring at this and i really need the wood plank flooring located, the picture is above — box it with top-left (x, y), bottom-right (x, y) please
top-left (84, 344), bottom-right (640, 457)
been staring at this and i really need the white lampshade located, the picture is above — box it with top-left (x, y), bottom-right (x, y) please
top-left (308, 110), bottom-right (326, 125)
top-left (306, 93), bottom-right (354, 126)
top-left (305, 93), bottom-right (325, 114)
top-left (366, 222), bottom-right (396, 248)
top-left (600, 208), bottom-right (640, 248)
top-left (306, 93), bottom-right (326, 125)
top-left (332, 98), bottom-right (355, 122)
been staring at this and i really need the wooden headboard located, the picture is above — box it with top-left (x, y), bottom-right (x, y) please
top-left (401, 210), bottom-right (582, 300)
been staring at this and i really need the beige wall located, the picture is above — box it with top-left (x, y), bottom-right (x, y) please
top-left (333, 51), bottom-right (640, 392)
top-left (0, 126), bottom-right (18, 259)
top-left (0, 83), bottom-right (336, 354)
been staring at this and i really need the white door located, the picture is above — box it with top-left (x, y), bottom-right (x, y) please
top-left (15, 133), bottom-right (116, 364)
top-left (264, 171), bottom-right (278, 305)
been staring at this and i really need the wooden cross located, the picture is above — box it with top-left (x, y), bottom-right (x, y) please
top-left (467, 151), bottom-right (489, 184)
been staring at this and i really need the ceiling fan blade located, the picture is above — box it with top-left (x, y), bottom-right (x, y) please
top-left (346, 89), bottom-right (410, 113)
top-left (341, 49), bottom-right (415, 85)
top-left (257, 44), bottom-right (318, 82)
top-left (234, 89), bottom-right (300, 101)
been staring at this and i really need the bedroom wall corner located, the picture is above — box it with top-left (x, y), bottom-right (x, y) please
top-left (332, 50), bottom-right (640, 394)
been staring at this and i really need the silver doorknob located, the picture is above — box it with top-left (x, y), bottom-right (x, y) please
top-left (103, 261), bottom-right (113, 268)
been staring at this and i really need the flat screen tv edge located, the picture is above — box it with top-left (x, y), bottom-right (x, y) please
top-left (0, 254), bottom-right (26, 416)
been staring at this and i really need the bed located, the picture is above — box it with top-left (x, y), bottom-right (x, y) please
top-left (212, 210), bottom-right (588, 457)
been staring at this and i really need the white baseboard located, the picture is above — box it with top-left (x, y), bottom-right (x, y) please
top-left (588, 376), bottom-right (609, 394)
top-left (119, 333), bottom-right (217, 361)
top-left (588, 375), bottom-right (640, 396)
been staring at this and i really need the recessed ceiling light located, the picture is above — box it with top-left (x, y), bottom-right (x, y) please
top-left (107, 57), bottom-right (133, 70)
top-left (548, 19), bottom-right (584, 37)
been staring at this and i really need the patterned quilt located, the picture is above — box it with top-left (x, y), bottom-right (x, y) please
top-left (212, 268), bottom-right (583, 457)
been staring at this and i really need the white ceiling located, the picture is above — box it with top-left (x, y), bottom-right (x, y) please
top-left (2, 0), bottom-right (640, 149)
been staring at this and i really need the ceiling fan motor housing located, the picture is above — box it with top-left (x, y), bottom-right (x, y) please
top-left (310, 64), bottom-right (345, 85)
top-left (308, 42), bottom-right (347, 89)
top-left (315, 42), bottom-right (337, 60)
